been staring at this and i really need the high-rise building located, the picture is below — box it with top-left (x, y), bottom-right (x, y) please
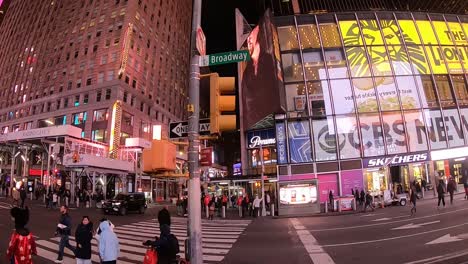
top-left (0, 0), bottom-right (191, 145)
top-left (237, 0), bottom-right (468, 216)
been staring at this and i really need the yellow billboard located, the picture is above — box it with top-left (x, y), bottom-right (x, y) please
top-left (339, 19), bottom-right (468, 76)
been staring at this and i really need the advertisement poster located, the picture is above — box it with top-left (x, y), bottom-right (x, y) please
top-left (279, 183), bottom-right (317, 205)
top-left (341, 170), bottom-right (364, 196)
top-left (240, 9), bottom-right (286, 130)
top-left (318, 173), bottom-right (338, 203)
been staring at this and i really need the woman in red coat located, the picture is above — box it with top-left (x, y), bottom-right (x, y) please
top-left (7, 207), bottom-right (37, 264)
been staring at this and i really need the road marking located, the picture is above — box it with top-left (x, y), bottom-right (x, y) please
top-left (360, 213), bottom-right (383, 217)
top-left (322, 221), bottom-right (468, 247)
top-left (404, 248), bottom-right (468, 264)
top-left (392, 220), bottom-right (440, 230)
top-left (426, 233), bottom-right (468, 245)
top-left (290, 218), bottom-right (335, 264)
top-left (308, 207), bottom-right (468, 232)
top-left (372, 218), bottom-right (392, 222)
top-left (35, 218), bottom-right (250, 263)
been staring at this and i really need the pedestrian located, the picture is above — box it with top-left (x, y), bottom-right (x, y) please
top-left (20, 185), bottom-right (27, 208)
top-left (437, 180), bottom-right (446, 209)
top-left (422, 178), bottom-right (427, 192)
top-left (360, 189), bottom-right (365, 206)
top-left (8, 207), bottom-right (37, 264)
top-left (158, 206), bottom-right (171, 226)
top-left (241, 195), bottom-right (248, 218)
top-left (55, 205), bottom-right (76, 263)
top-left (143, 224), bottom-right (179, 264)
top-left (447, 177), bottom-right (456, 205)
top-left (208, 197), bottom-right (215, 220)
top-left (75, 216), bottom-right (93, 264)
top-left (266, 192), bottom-right (271, 211)
top-left (364, 192), bottom-right (374, 212)
top-left (53, 192), bottom-right (58, 209)
top-left (98, 220), bottom-right (119, 264)
top-left (464, 177), bottom-right (468, 200)
top-left (328, 190), bottom-right (334, 212)
top-left (95, 219), bottom-right (115, 244)
top-left (410, 187), bottom-right (417, 216)
top-left (253, 194), bottom-right (262, 217)
top-left (12, 187), bottom-right (20, 207)
top-left (354, 188), bottom-right (360, 205)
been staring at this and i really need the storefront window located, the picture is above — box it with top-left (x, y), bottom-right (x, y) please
top-left (335, 115), bottom-right (361, 159)
top-left (442, 108), bottom-right (464, 147)
top-left (325, 49), bottom-right (348, 79)
top-left (72, 112), bottom-right (87, 125)
top-left (364, 168), bottom-right (388, 194)
top-left (404, 110), bottom-right (429, 152)
top-left (92, 129), bottom-right (107, 142)
top-left (434, 75), bottom-right (455, 108)
top-left (423, 109), bottom-right (448, 150)
top-left (297, 24), bottom-right (321, 49)
top-left (281, 53), bottom-right (303, 82)
top-left (381, 112), bottom-right (407, 154)
top-left (93, 109), bottom-right (107, 122)
top-left (359, 113), bottom-right (385, 157)
top-left (375, 78), bottom-right (400, 111)
top-left (312, 117), bottom-right (337, 161)
top-left (395, 76), bottom-right (421, 109)
top-left (418, 75), bottom-right (439, 108)
top-left (309, 80), bottom-right (332, 116)
top-left (319, 23), bottom-right (341, 48)
top-left (367, 46), bottom-right (393, 76)
top-left (352, 78), bottom-right (378, 113)
top-left (249, 147), bottom-right (277, 167)
top-left (288, 120), bottom-right (313, 163)
top-left (122, 111), bottom-right (133, 126)
top-left (452, 75), bottom-right (468, 106)
top-left (303, 51), bottom-right (326, 80)
top-left (330, 79), bottom-right (355, 114)
top-left (277, 26), bottom-right (299, 51)
top-left (346, 47), bottom-right (372, 77)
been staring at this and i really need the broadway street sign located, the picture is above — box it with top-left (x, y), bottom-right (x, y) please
top-left (169, 118), bottom-right (211, 139)
top-left (199, 50), bottom-right (250, 66)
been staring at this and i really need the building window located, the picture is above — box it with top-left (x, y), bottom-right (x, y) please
top-left (122, 111), bottom-right (133, 126)
top-left (76, 80), bottom-right (82, 88)
top-left (125, 75), bottom-right (130, 84)
top-left (54, 115), bottom-right (67, 125)
top-left (92, 129), bottom-right (107, 142)
top-left (105, 89), bottom-right (111, 100)
top-left (98, 72), bottom-right (104, 83)
top-left (64, 98), bottom-right (69, 108)
top-left (84, 94), bottom-right (89, 104)
top-left (100, 55), bottom-right (107, 65)
top-left (72, 112), bottom-right (87, 125)
top-left (74, 95), bottom-right (80, 106)
top-left (123, 92), bottom-right (128, 102)
top-left (93, 109), bottom-right (108, 122)
top-left (24, 122), bottom-right (33, 130)
top-left (86, 78), bottom-right (92, 86)
top-left (107, 70), bottom-right (114, 81)
top-left (12, 124), bottom-right (20, 132)
top-left (96, 91), bottom-right (102, 102)
top-left (132, 79), bottom-right (137, 88)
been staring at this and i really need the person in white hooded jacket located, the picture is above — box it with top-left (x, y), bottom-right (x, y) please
top-left (98, 220), bottom-right (119, 264)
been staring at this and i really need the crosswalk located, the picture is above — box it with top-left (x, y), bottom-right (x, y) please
top-left (0, 201), bottom-right (12, 209)
top-left (35, 217), bottom-right (251, 263)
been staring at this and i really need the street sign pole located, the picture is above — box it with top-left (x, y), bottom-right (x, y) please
top-left (187, 0), bottom-right (203, 263)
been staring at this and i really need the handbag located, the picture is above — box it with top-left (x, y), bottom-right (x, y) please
top-left (143, 248), bottom-right (158, 264)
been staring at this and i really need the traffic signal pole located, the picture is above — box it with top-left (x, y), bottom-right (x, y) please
top-left (187, 0), bottom-right (203, 263)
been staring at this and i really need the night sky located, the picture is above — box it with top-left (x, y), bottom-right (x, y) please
top-left (202, 0), bottom-right (265, 77)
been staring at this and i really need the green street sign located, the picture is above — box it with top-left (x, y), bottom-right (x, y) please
top-left (200, 50), bottom-right (250, 66)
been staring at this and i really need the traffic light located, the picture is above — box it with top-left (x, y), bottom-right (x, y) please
top-left (209, 73), bottom-right (236, 134)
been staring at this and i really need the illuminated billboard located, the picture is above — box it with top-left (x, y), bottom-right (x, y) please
top-left (339, 20), bottom-right (468, 76)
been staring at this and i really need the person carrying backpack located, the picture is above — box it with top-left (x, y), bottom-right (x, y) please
top-left (143, 224), bottom-right (179, 264)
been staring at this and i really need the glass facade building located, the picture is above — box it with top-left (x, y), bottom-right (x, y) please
top-left (271, 12), bottom-right (468, 210)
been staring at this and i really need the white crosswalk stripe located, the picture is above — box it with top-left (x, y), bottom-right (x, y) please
top-left (0, 202), bottom-right (12, 209)
top-left (35, 217), bottom-right (251, 263)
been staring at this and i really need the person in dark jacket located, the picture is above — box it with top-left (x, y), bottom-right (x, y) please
top-left (75, 216), bottom-right (93, 264)
top-left (55, 205), bottom-right (76, 263)
top-left (364, 192), bottom-right (374, 212)
top-left (410, 187), bottom-right (417, 216)
top-left (328, 190), bottom-right (334, 212)
top-left (437, 180), bottom-right (446, 208)
top-left (20, 185), bottom-right (27, 208)
top-left (447, 177), bottom-right (456, 205)
top-left (360, 190), bottom-right (365, 206)
top-left (144, 224), bottom-right (178, 264)
top-left (158, 206), bottom-right (171, 227)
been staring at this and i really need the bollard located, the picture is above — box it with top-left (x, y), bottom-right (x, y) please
top-left (65, 197), bottom-right (69, 207)
top-left (205, 206), bottom-right (209, 219)
top-left (271, 204), bottom-right (275, 217)
top-left (325, 202), bottom-right (328, 213)
top-left (86, 201), bottom-right (90, 208)
top-left (76, 198), bottom-right (80, 208)
top-left (352, 198), bottom-right (356, 211)
top-left (422, 188), bottom-right (425, 199)
top-left (338, 200), bottom-right (342, 212)
top-left (222, 206), bottom-right (226, 218)
top-left (238, 205), bottom-right (242, 217)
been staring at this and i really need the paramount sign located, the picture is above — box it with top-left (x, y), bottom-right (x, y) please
top-left (364, 153), bottom-right (429, 168)
top-left (248, 136), bottom-right (276, 148)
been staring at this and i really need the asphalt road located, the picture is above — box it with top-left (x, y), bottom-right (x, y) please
top-left (3, 194), bottom-right (468, 264)
top-left (294, 193), bottom-right (468, 264)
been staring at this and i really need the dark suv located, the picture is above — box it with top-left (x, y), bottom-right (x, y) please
top-left (102, 193), bottom-right (147, 215)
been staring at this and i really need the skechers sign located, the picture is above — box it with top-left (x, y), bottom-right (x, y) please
top-left (363, 153), bottom-right (429, 168)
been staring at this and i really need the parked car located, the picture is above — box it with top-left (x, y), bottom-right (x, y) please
top-left (102, 193), bottom-right (147, 215)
